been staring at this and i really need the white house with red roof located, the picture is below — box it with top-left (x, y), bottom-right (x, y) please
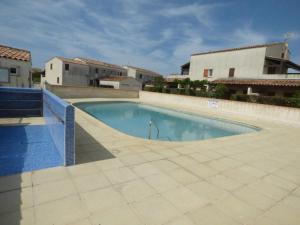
top-left (0, 44), bottom-right (32, 87)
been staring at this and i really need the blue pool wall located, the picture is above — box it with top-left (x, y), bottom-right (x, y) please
top-left (43, 89), bottom-right (75, 166)
top-left (0, 87), bottom-right (42, 117)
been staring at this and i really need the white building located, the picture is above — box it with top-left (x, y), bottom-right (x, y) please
top-left (0, 44), bottom-right (32, 87)
top-left (100, 76), bottom-right (142, 91)
top-left (169, 42), bottom-right (300, 96)
top-left (124, 66), bottom-right (162, 85)
top-left (43, 57), bottom-right (127, 87)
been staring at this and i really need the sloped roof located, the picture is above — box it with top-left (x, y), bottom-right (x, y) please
top-left (192, 42), bottom-right (286, 56)
top-left (0, 44), bottom-right (31, 62)
top-left (212, 78), bottom-right (300, 87)
top-left (126, 66), bottom-right (162, 77)
top-left (76, 58), bottom-right (126, 71)
top-left (56, 57), bottom-right (88, 65)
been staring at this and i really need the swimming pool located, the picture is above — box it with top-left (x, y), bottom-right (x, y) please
top-left (75, 101), bottom-right (259, 142)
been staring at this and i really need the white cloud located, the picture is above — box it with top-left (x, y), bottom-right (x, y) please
top-left (232, 27), bottom-right (268, 46)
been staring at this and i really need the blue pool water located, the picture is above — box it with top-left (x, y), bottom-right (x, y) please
top-left (75, 101), bottom-right (259, 142)
top-left (0, 125), bottom-right (63, 176)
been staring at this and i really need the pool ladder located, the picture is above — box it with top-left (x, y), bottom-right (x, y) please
top-left (148, 119), bottom-right (171, 141)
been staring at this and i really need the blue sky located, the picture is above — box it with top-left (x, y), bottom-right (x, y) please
top-left (0, 0), bottom-right (299, 75)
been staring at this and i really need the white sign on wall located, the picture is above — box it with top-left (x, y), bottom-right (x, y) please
top-left (208, 99), bottom-right (218, 108)
top-left (0, 68), bottom-right (9, 82)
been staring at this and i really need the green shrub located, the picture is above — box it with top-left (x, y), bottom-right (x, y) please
top-left (143, 86), bottom-right (155, 92)
top-left (214, 84), bottom-right (229, 99)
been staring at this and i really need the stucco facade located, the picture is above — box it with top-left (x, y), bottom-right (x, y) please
top-left (0, 45), bottom-right (32, 88)
top-left (100, 77), bottom-right (142, 91)
top-left (124, 66), bottom-right (162, 84)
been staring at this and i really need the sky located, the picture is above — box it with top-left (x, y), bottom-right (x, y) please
top-left (0, 0), bottom-right (299, 75)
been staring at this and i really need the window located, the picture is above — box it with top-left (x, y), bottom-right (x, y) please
top-left (267, 66), bottom-right (276, 74)
top-left (139, 74), bottom-right (143, 79)
top-left (208, 69), bottom-right (213, 77)
top-left (50, 63), bottom-right (53, 70)
top-left (284, 92), bottom-right (293, 97)
top-left (229, 68), bottom-right (235, 77)
top-left (57, 77), bottom-right (59, 84)
top-left (267, 92), bottom-right (275, 96)
top-left (281, 53), bottom-right (284, 58)
top-left (95, 68), bottom-right (98, 73)
top-left (65, 64), bottom-right (69, 71)
top-left (120, 72), bottom-right (122, 76)
top-left (10, 68), bottom-right (17, 74)
top-left (203, 69), bottom-right (208, 78)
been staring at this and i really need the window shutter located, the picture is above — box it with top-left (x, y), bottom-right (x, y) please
top-left (203, 69), bottom-right (208, 77)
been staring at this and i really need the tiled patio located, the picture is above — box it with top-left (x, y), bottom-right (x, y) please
top-left (0, 98), bottom-right (300, 225)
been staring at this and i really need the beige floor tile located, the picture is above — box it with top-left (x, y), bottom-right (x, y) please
top-left (162, 186), bottom-right (209, 213)
top-left (281, 195), bottom-right (300, 211)
top-left (73, 173), bottom-right (111, 193)
top-left (214, 195), bottom-right (263, 223)
top-left (67, 219), bottom-right (92, 225)
top-left (185, 163), bottom-right (219, 178)
top-left (81, 187), bottom-right (126, 213)
top-left (150, 160), bottom-right (179, 172)
top-left (115, 179), bottom-right (156, 203)
top-left (119, 154), bottom-right (147, 166)
top-left (67, 163), bottom-right (99, 177)
top-left (131, 195), bottom-right (180, 225)
top-left (139, 151), bottom-right (165, 161)
top-left (170, 156), bottom-right (198, 167)
top-left (293, 186), bottom-right (300, 196)
top-left (167, 168), bottom-right (199, 185)
top-left (35, 195), bottom-right (89, 225)
top-left (207, 174), bottom-right (244, 192)
top-left (187, 204), bottom-right (239, 225)
top-left (233, 186), bottom-right (276, 210)
top-left (131, 163), bottom-right (161, 177)
top-left (153, 149), bottom-right (179, 158)
top-left (89, 205), bottom-right (143, 225)
top-left (0, 187), bottom-right (33, 214)
top-left (33, 179), bottom-right (77, 205)
top-left (32, 167), bottom-right (69, 185)
top-left (164, 215), bottom-right (195, 225)
top-left (264, 202), bottom-right (300, 225)
top-left (222, 168), bottom-right (258, 185)
top-left (0, 172), bottom-right (32, 192)
top-left (144, 173), bottom-right (180, 193)
top-left (238, 165), bottom-right (267, 178)
top-left (207, 157), bottom-right (243, 172)
top-left (95, 158), bottom-right (124, 171)
top-left (188, 152), bottom-right (212, 163)
top-left (263, 174), bottom-right (298, 191)
top-left (103, 167), bottom-right (138, 184)
top-left (187, 181), bottom-right (229, 202)
top-left (0, 207), bottom-right (35, 225)
top-left (248, 180), bottom-right (289, 201)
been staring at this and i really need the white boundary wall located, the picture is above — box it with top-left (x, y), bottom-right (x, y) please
top-left (139, 91), bottom-right (300, 125)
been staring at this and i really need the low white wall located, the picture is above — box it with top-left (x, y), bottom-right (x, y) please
top-left (139, 91), bottom-right (300, 125)
top-left (45, 84), bottom-right (139, 98)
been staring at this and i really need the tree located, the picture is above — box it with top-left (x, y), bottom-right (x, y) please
top-left (214, 84), bottom-right (229, 99)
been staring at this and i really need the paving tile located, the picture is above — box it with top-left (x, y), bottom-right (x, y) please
top-left (81, 187), bottom-right (126, 213)
top-left (187, 204), bottom-right (239, 225)
top-left (139, 151), bottom-right (165, 161)
top-left (164, 215), bottom-right (195, 225)
top-left (131, 195), bottom-right (180, 225)
top-left (214, 194), bottom-right (263, 223)
top-left (95, 158), bottom-right (124, 171)
top-left (248, 180), bottom-right (289, 201)
top-left (264, 202), bottom-right (300, 225)
top-left (207, 157), bottom-right (243, 172)
top-left (115, 179), bottom-right (156, 203)
top-left (293, 186), bottom-right (300, 197)
top-left (0, 172), bottom-right (32, 192)
top-left (170, 156), bottom-right (198, 167)
top-left (35, 195), bottom-right (89, 225)
top-left (0, 187), bottom-right (33, 214)
top-left (67, 219), bottom-right (92, 225)
top-left (188, 152), bottom-right (212, 163)
top-left (185, 163), bottom-right (219, 178)
top-left (0, 207), bottom-right (35, 225)
top-left (119, 154), bottom-right (147, 166)
top-left (150, 160), bottom-right (179, 172)
top-left (131, 163), bottom-right (161, 177)
top-left (67, 163), bottom-right (99, 177)
top-left (187, 181), bottom-right (229, 202)
top-left (222, 168), bottom-right (258, 185)
top-left (144, 173), bottom-right (180, 193)
top-left (263, 174), bottom-right (298, 191)
top-left (153, 149), bottom-right (179, 158)
top-left (233, 186), bottom-right (276, 210)
top-left (33, 179), bottom-right (77, 205)
top-left (103, 167), bottom-right (138, 184)
top-left (89, 205), bottom-right (143, 225)
top-left (162, 186), bottom-right (209, 213)
top-left (32, 167), bottom-right (69, 185)
top-left (167, 168), bottom-right (199, 185)
top-left (73, 173), bottom-right (111, 193)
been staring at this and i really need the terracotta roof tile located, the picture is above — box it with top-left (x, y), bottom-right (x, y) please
top-left (76, 58), bottom-right (126, 71)
top-left (126, 66), bottom-right (162, 77)
top-left (56, 57), bottom-right (88, 65)
top-left (0, 44), bottom-right (31, 62)
top-left (192, 42), bottom-right (286, 56)
top-left (212, 78), bottom-right (300, 87)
